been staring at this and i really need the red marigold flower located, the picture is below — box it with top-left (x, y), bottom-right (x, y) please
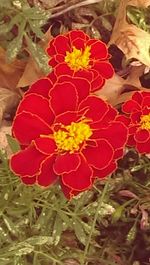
top-left (47, 30), bottom-right (114, 92)
top-left (10, 81), bottom-right (127, 199)
top-left (122, 91), bottom-right (150, 154)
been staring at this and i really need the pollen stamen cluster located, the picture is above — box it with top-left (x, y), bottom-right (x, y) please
top-left (140, 113), bottom-right (150, 130)
top-left (65, 46), bottom-right (91, 71)
top-left (54, 121), bottom-right (92, 153)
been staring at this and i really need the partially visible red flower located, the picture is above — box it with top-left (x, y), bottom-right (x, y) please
top-left (122, 91), bottom-right (150, 154)
top-left (10, 81), bottom-right (127, 199)
top-left (47, 30), bottom-right (114, 92)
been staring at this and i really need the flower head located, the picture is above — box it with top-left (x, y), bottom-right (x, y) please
top-left (122, 91), bottom-right (150, 154)
top-left (10, 79), bottom-right (127, 199)
top-left (47, 30), bottom-right (114, 92)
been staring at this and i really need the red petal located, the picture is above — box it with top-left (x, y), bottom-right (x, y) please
top-left (83, 139), bottom-right (114, 170)
top-left (49, 57), bottom-right (57, 67)
top-left (94, 162), bottom-right (117, 179)
top-left (59, 180), bottom-right (80, 199)
top-left (68, 30), bottom-right (89, 43)
top-left (142, 96), bottom-right (150, 107)
top-left (136, 138), bottom-right (150, 154)
top-left (122, 100), bottom-right (141, 113)
top-left (129, 125), bottom-right (138, 134)
top-left (26, 78), bottom-right (53, 98)
top-left (116, 115), bottom-right (130, 128)
top-left (10, 145), bottom-right (46, 177)
top-left (21, 176), bottom-right (36, 185)
top-left (53, 35), bottom-right (70, 55)
top-left (72, 37), bottom-right (85, 50)
top-left (49, 54), bottom-right (64, 67)
top-left (17, 94), bottom-right (54, 125)
top-left (100, 105), bottom-right (118, 124)
top-left (131, 111), bottom-right (142, 123)
top-left (58, 75), bottom-right (90, 102)
top-left (54, 153), bottom-right (81, 174)
top-left (47, 39), bottom-right (56, 56)
top-left (34, 138), bottom-right (56, 155)
top-left (132, 91), bottom-right (143, 104)
top-left (75, 70), bottom-right (93, 81)
top-left (47, 71), bottom-right (57, 84)
top-left (55, 62), bottom-right (74, 76)
top-left (79, 96), bottom-right (109, 122)
top-left (54, 111), bottom-right (77, 126)
top-left (93, 62), bottom-right (114, 79)
top-left (37, 155), bottom-right (58, 187)
top-left (88, 39), bottom-right (108, 60)
top-left (91, 75), bottom-right (104, 91)
top-left (127, 135), bottom-right (136, 146)
top-left (13, 111), bottom-right (51, 145)
top-left (59, 180), bottom-right (73, 199)
top-left (50, 82), bottom-right (78, 115)
top-left (92, 122), bottom-right (128, 150)
top-left (62, 155), bottom-right (93, 190)
top-left (135, 129), bottom-right (150, 143)
top-left (113, 148), bottom-right (124, 159)
top-left (141, 91), bottom-right (150, 97)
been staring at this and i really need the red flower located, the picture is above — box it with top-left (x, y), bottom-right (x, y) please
top-left (10, 80), bottom-right (127, 199)
top-left (122, 91), bottom-right (150, 154)
top-left (47, 30), bottom-right (114, 92)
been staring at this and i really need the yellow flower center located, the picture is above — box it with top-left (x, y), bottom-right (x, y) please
top-left (65, 46), bottom-right (91, 71)
top-left (140, 113), bottom-right (150, 130)
top-left (53, 121), bottom-right (92, 153)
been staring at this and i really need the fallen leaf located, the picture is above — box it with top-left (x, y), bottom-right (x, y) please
top-left (95, 74), bottom-right (125, 105)
top-left (126, 65), bottom-right (145, 88)
top-left (0, 47), bottom-right (26, 90)
top-left (0, 88), bottom-right (20, 125)
top-left (95, 67), bottom-right (149, 106)
top-left (0, 120), bottom-right (12, 157)
top-left (109, 0), bottom-right (150, 67)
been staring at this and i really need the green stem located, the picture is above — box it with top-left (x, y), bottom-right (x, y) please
top-left (81, 176), bottom-right (111, 265)
top-left (34, 251), bottom-right (63, 265)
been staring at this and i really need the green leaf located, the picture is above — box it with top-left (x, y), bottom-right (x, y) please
top-left (101, 17), bottom-right (112, 31)
top-left (26, 236), bottom-right (53, 246)
top-left (6, 35), bottom-right (23, 61)
top-left (9, 242), bottom-right (34, 256)
top-left (7, 16), bottom-right (26, 61)
top-left (25, 34), bottom-right (51, 74)
top-left (112, 206), bottom-right (124, 223)
top-left (2, 214), bottom-right (18, 235)
top-left (52, 214), bottom-right (63, 245)
top-left (73, 219), bottom-right (87, 245)
top-left (28, 20), bottom-right (44, 39)
top-left (126, 224), bottom-right (137, 243)
top-left (6, 134), bottom-right (20, 153)
top-left (24, 7), bottom-right (50, 20)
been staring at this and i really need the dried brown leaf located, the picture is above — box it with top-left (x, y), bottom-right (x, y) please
top-left (0, 88), bottom-right (20, 125)
top-left (109, 0), bottom-right (150, 67)
top-left (0, 121), bottom-right (12, 156)
top-left (0, 47), bottom-right (26, 90)
top-left (95, 74), bottom-right (125, 105)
